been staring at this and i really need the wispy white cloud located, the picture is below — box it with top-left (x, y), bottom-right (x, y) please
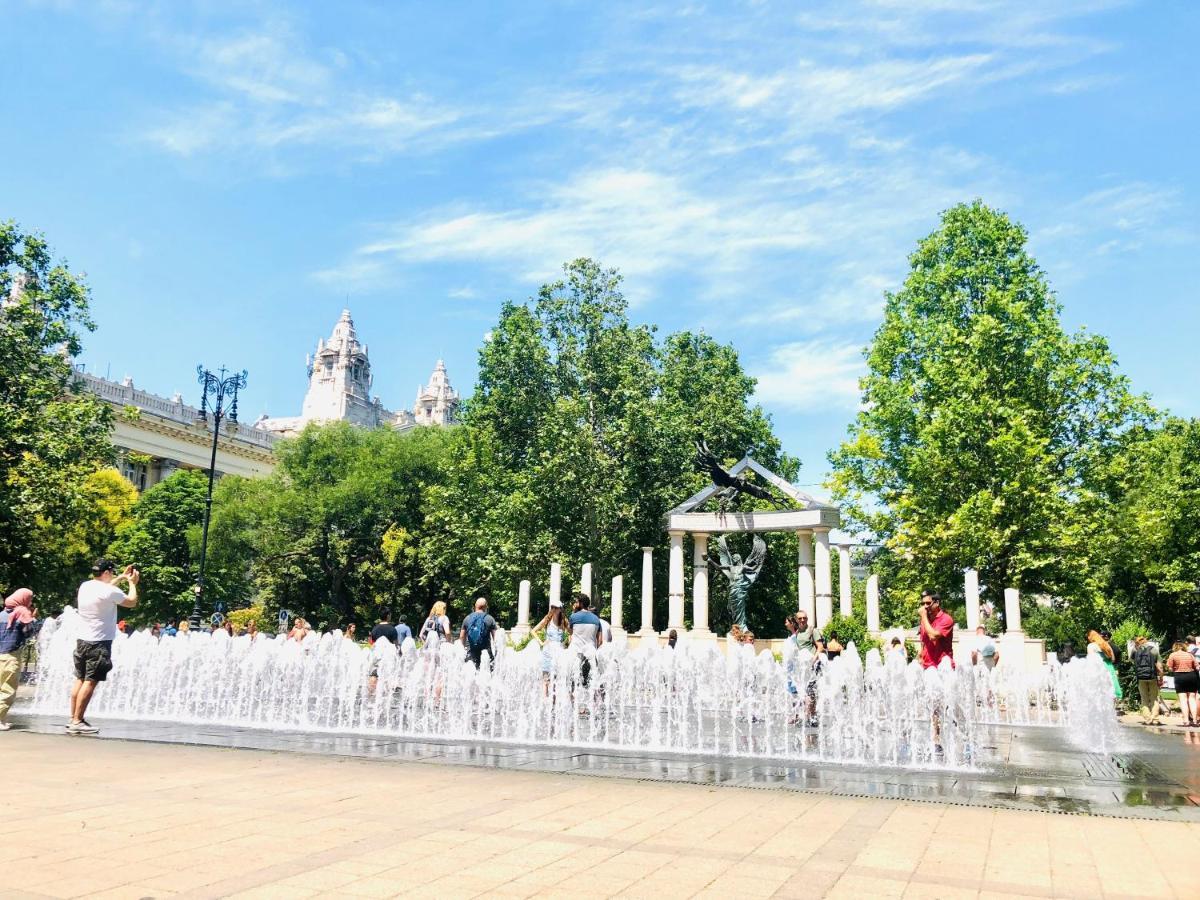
top-left (138, 21), bottom-right (470, 161)
top-left (751, 340), bottom-right (866, 412)
top-left (1033, 180), bottom-right (1192, 271)
top-left (670, 54), bottom-right (997, 126)
top-left (324, 167), bottom-right (827, 289)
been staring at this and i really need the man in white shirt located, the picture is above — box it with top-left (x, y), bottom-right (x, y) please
top-left (69, 558), bottom-right (139, 734)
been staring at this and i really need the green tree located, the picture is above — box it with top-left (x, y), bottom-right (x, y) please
top-left (0, 222), bottom-right (114, 594)
top-left (31, 468), bottom-right (138, 602)
top-left (1105, 418), bottom-right (1200, 636)
top-left (425, 258), bottom-right (796, 634)
top-left (207, 422), bottom-right (453, 631)
top-left (105, 470), bottom-right (242, 627)
top-left (829, 202), bottom-right (1150, 625)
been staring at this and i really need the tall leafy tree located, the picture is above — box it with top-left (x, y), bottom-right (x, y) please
top-left (207, 422), bottom-right (453, 630)
top-left (425, 258), bottom-right (795, 634)
top-left (1105, 418), bottom-right (1200, 636)
top-left (829, 201), bottom-right (1150, 625)
top-left (0, 221), bottom-right (114, 594)
top-left (31, 468), bottom-right (138, 603)
top-left (105, 470), bottom-right (224, 627)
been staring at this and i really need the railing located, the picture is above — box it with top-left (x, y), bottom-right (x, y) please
top-left (75, 369), bottom-right (278, 451)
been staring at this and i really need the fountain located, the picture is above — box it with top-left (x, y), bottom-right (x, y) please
top-left (23, 608), bottom-right (1117, 768)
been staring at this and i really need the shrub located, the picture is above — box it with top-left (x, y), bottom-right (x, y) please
top-left (1023, 604), bottom-right (1088, 655)
top-left (823, 611), bottom-right (882, 661)
top-left (227, 605), bottom-right (265, 632)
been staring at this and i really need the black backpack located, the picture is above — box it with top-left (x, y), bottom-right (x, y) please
top-left (1134, 645), bottom-right (1158, 680)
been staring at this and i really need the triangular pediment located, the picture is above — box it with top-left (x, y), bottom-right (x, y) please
top-left (668, 455), bottom-right (838, 516)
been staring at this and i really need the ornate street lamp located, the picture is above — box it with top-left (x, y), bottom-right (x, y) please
top-left (191, 365), bottom-right (247, 627)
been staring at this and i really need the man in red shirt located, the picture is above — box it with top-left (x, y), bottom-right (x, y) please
top-left (918, 592), bottom-right (955, 668)
top-left (917, 591), bottom-right (955, 754)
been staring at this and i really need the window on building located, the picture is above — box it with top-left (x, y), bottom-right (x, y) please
top-left (120, 457), bottom-right (148, 491)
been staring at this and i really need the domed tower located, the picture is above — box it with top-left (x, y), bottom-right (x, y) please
top-left (298, 309), bottom-right (383, 427)
top-left (413, 359), bottom-right (460, 426)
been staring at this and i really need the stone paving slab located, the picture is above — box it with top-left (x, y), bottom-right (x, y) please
top-left (9, 711), bottom-right (1200, 822)
top-left (5, 729), bottom-right (1200, 899)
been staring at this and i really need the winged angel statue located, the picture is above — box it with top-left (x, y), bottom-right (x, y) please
top-left (712, 534), bottom-right (767, 629)
top-left (693, 441), bottom-right (786, 509)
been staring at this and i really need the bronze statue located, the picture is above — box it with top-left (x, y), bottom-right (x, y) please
top-left (694, 441), bottom-right (781, 508)
top-left (712, 534), bottom-right (767, 629)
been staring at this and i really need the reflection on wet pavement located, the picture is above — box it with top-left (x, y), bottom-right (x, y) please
top-left (10, 712), bottom-right (1200, 821)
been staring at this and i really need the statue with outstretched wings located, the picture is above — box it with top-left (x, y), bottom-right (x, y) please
top-left (694, 441), bottom-right (781, 508)
top-left (711, 534), bottom-right (767, 629)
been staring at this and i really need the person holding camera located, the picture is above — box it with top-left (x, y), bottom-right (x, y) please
top-left (68, 558), bottom-right (139, 735)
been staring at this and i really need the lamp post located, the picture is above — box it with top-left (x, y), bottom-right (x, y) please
top-left (191, 365), bottom-right (247, 628)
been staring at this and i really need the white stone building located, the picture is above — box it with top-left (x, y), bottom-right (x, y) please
top-left (256, 309), bottom-right (459, 437)
top-left (414, 359), bottom-right (460, 426)
top-left (76, 370), bottom-right (278, 490)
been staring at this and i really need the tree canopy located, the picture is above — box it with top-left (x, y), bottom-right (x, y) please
top-left (423, 258), bottom-right (796, 634)
top-left (829, 201), bottom-right (1151, 627)
top-left (1104, 417), bottom-right (1200, 635)
top-left (0, 221), bottom-right (114, 597)
top-left (105, 470), bottom-right (228, 627)
top-left (207, 422), bottom-right (454, 631)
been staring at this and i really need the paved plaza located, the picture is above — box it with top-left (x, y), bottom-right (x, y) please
top-left (6, 722), bottom-right (1200, 899)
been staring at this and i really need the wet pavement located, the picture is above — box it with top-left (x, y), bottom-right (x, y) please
top-left (11, 711), bottom-right (1200, 821)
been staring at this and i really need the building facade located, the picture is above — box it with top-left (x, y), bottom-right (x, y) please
top-left (75, 309), bottom-right (459, 489)
top-left (256, 309), bottom-right (459, 436)
top-left (76, 370), bottom-right (278, 490)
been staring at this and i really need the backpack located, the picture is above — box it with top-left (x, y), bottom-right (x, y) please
top-left (1134, 645), bottom-right (1158, 680)
top-left (421, 616), bottom-right (446, 644)
top-left (466, 612), bottom-right (491, 650)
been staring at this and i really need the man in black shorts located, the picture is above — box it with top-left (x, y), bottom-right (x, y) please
top-left (69, 559), bottom-right (139, 734)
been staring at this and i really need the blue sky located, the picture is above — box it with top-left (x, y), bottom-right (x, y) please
top-left (3, 0), bottom-right (1196, 490)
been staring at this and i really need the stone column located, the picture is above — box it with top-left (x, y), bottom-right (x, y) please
top-left (1004, 587), bottom-right (1022, 633)
top-left (668, 531), bottom-right (685, 631)
top-left (549, 562), bottom-right (562, 611)
top-left (611, 576), bottom-right (625, 637)
top-left (965, 568), bottom-right (980, 631)
top-left (580, 563), bottom-right (593, 600)
top-left (638, 547), bottom-right (656, 636)
top-left (866, 574), bottom-right (880, 633)
top-left (837, 545), bottom-right (853, 618)
top-left (1001, 586), bottom-right (1027, 673)
top-left (691, 533), bottom-right (712, 637)
top-left (511, 579), bottom-right (532, 640)
top-left (797, 530), bottom-right (815, 622)
top-left (814, 528), bottom-right (833, 628)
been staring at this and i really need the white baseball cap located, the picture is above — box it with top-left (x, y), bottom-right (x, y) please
top-left (550, 597), bottom-right (563, 608)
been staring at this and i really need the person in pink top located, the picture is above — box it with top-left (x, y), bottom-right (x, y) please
top-left (918, 591), bottom-right (955, 669)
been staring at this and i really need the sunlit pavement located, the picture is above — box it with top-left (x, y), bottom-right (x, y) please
top-left (5, 717), bottom-right (1200, 899)
top-left (12, 711), bottom-right (1200, 820)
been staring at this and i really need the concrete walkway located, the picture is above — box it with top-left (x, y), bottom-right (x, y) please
top-left (6, 731), bottom-right (1199, 899)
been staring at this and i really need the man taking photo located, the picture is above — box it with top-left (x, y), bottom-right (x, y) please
top-left (69, 559), bottom-right (139, 734)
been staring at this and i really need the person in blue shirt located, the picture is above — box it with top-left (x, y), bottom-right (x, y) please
top-left (567, 592), bottom-right (604, 687)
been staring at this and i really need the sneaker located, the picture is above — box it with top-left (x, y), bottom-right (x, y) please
top-left (66, 721), bottom-right (99, 734)
top-left (0, 722), bottom-right (11, 731)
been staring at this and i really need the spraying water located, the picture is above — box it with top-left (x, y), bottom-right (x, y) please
top-left (25, 608), bottom-right (1117, 767)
